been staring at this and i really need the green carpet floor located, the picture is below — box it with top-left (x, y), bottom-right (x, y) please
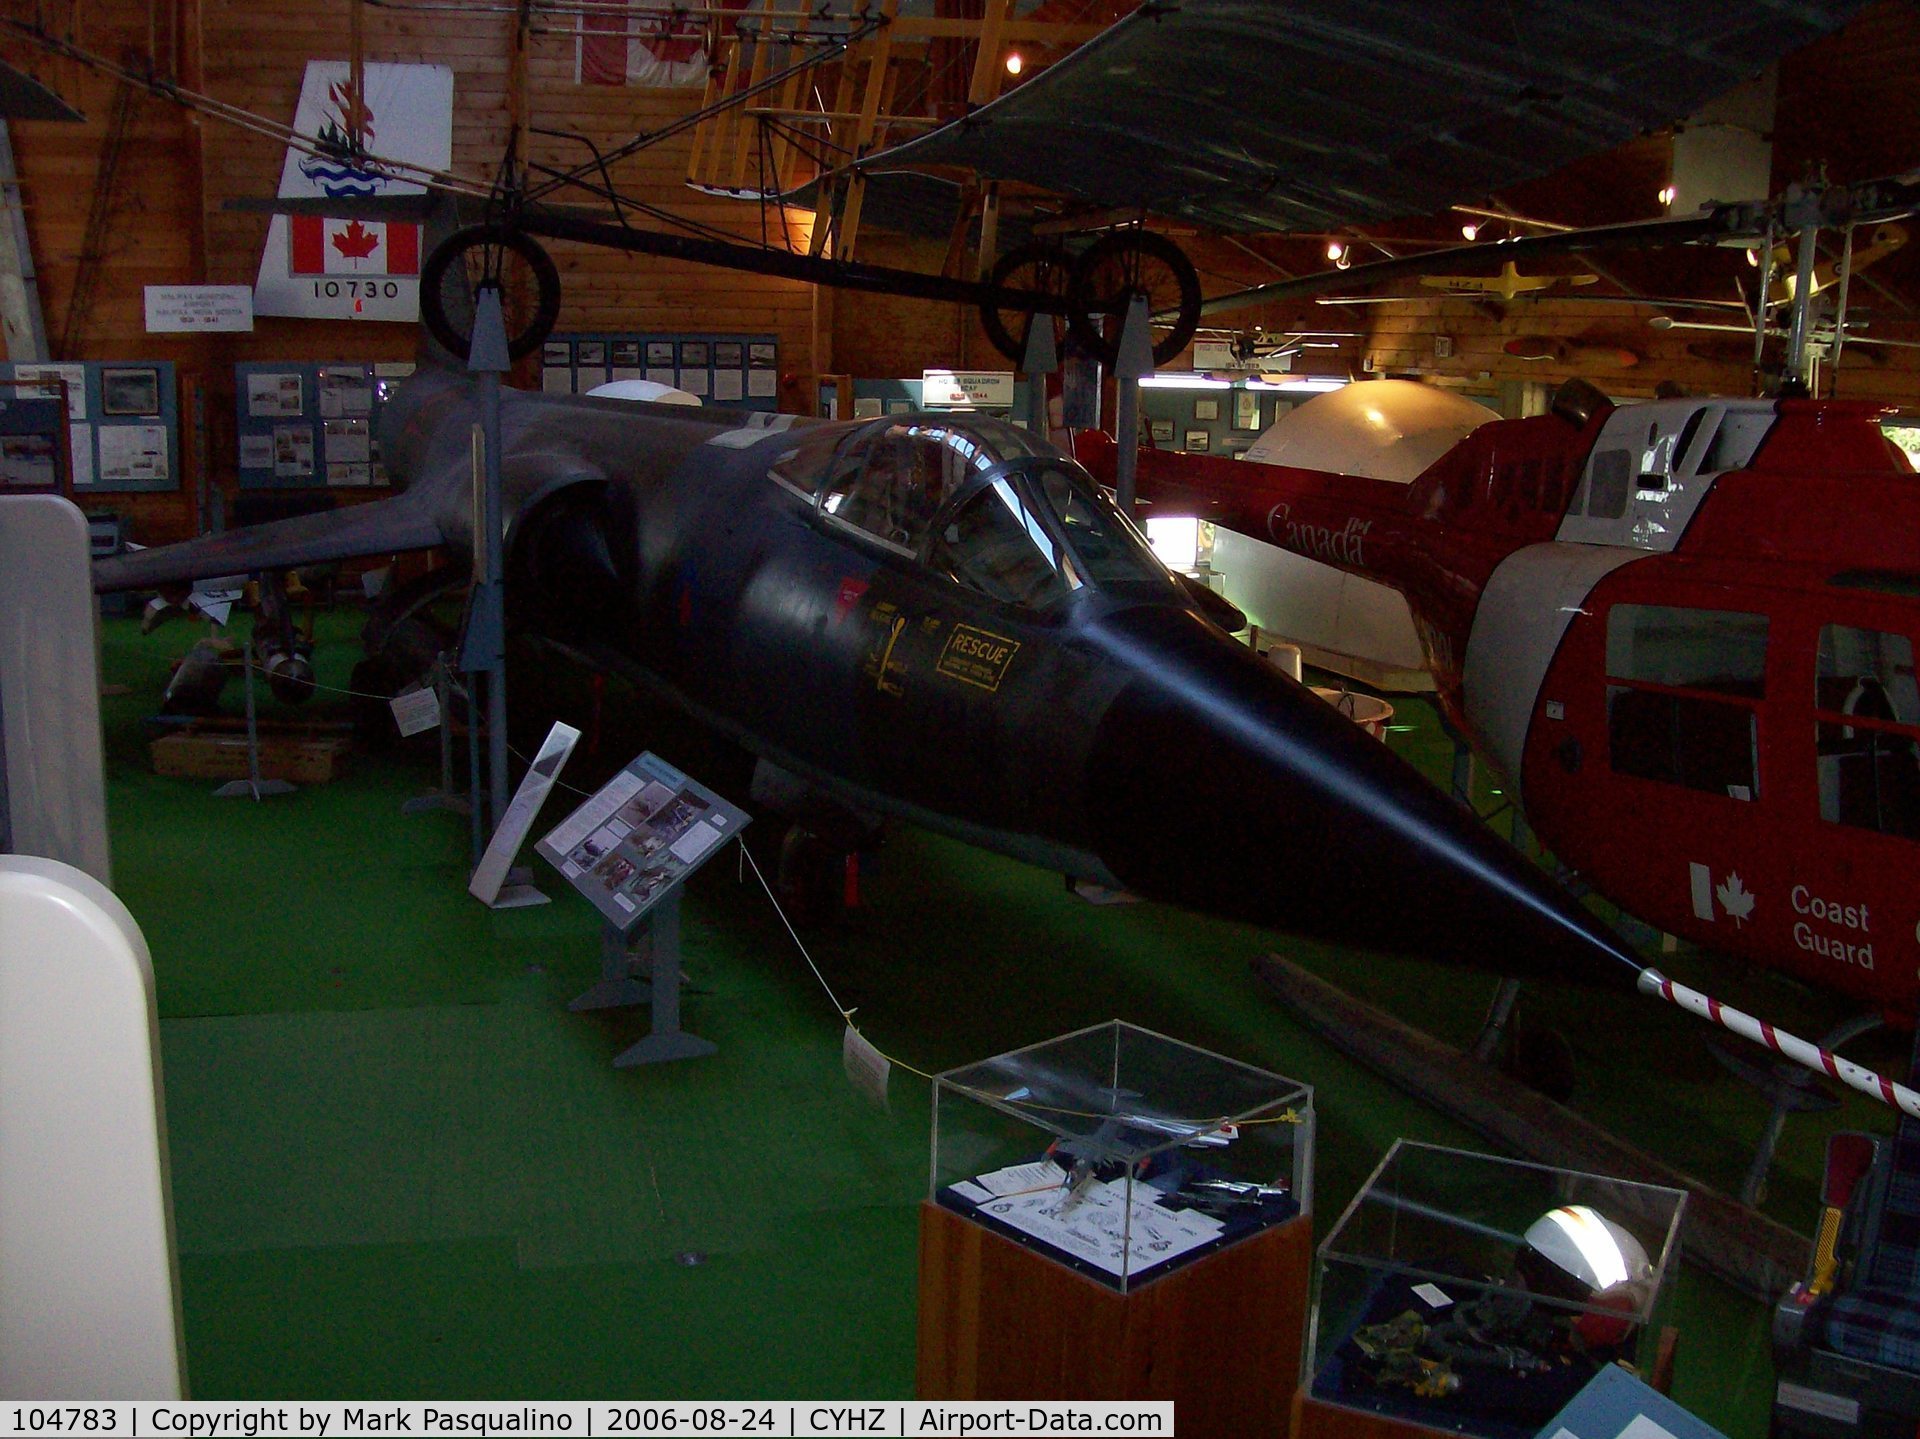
top-left (95, 609), bottom-right (1895, 1432)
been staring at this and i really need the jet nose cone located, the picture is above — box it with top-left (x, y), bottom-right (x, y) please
top-left (1083, 607), bottom-right (1641, 987)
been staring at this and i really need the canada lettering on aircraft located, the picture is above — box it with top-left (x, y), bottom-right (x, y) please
top-left (95, 368), bottom-right (1654, 997)
top-left (1092, 379), bottom-right (1920, 1018)
top-left (1266, 504), bottom-right (1373, 568)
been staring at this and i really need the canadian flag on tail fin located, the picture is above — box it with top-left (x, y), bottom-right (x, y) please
top-left (288, 217), bottom-right (420, 277)
top-left (252, 61), bottom-right (452, 323)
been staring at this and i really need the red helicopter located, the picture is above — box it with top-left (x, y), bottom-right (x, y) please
top-left (1077, 230), bottom-right (1920, 1023)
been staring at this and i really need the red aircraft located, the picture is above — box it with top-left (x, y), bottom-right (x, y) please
top-left (1080, 379), bottom-right (1920, 1021)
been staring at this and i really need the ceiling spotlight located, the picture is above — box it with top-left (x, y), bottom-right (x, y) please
top-left (1745, 247), bottom-right (1760, 267)
top-left (1657, 184), bottom-right (1678, 208)
top-left (1004, 51), bottom-right (1023, 75)
top-left (1325, 239), bottom-right (1346, 263)
top-left (1460, 223), bottom-right (1479, 241)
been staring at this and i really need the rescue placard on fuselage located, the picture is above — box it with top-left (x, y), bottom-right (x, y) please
top-left (936, 624), bottom-right (1020, 692)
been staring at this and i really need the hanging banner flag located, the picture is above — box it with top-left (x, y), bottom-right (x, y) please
top-left (576, 1), bottom-right (747, 87)
top-left (253, 61), bottom-right (453, 323)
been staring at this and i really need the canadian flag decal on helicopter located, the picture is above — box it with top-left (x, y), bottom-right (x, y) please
top-left (1691, 863), bottom-right (1755, 926)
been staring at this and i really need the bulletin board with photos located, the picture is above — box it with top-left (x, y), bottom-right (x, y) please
top-left (233, 361), bottom-right (416, 489)
top-left (0, 380), bottom-right (71, 492)
top-left (0, 359), bottom-right (180, 492)
top-left (542, 333), bottom-right (780, 411)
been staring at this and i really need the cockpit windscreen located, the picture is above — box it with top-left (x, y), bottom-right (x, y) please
top-left (767, 412), bottom-right (1171, 606)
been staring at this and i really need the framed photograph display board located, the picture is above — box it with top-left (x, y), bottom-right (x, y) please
top-left (0, 379), bottom-right (69, 491)
top-left (535, 751), bottom-right (750, 932)
top-left (0, 360), bottom-right (179, 492)
top-left (541, 332), bottom-right (780, 410)
top-left (234, 361), bottom-right (411, 488)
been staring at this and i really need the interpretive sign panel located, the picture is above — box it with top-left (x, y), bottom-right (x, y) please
top-left (536, 750), bottom-right (749, 932)
top-left (468, 720), bottom-right (580, 905)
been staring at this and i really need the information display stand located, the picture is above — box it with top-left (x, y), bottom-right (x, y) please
top-left (536, 751), bottom-right (748, 1068)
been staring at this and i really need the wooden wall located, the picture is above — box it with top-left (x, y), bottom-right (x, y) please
top-left (5, 0), bottom-right (870, 544)
top-left (4, 0), bottom-right (1920, 548)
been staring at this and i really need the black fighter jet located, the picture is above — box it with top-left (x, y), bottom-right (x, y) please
top-left (96, 367), bottom-right (1645, 987)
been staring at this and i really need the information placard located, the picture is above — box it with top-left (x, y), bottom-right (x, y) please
top-left (536, 751), bottom-right (749, 931)
top-left (144, 284), bottom-right (255, 333)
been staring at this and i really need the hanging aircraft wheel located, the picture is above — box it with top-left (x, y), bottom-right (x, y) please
top-left (979, 242), bottom-right (1073, 365)
top-left (1066, 229), bottom-right (1202, 369)
top-left (419, 224), bottom-right (562, 363)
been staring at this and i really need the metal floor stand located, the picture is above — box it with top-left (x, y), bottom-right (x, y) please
top-left (567, 892), bottom-right (716, 1067)
top-left (402, 659), bottom-right (471, 817)
top-left (213, 648), bottom-right (295, 801)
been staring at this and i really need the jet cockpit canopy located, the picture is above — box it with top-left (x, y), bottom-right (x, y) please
top-left (769, 412), bottom-right (1173, 609)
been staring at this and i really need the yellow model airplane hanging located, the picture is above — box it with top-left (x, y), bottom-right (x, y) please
top-left (1420, 260), bottom-right (1599, 300)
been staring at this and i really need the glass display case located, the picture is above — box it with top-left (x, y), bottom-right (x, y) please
top-left (929, 1019), bottom-right (1313, 1293)
top-left (1306, 1140), bottom-right (1686, 1439)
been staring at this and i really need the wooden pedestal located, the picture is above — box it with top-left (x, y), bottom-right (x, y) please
top-left (1292, 1389), bottom-right (1459, 1439)
top-left (916, 1200), bottom-right (1312, 1439)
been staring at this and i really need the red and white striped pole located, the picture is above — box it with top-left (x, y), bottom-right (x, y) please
top-left (1639, 968), bottom-right (1920, 1122)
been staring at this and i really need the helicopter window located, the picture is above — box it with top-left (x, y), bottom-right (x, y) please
top-left (1606, 604), bottom-right (1768, 697)
top-left (1586, 449), bottom-right (1632, 519)
top-left (929, 476), bottom-right (1077, 609)
top-left (819, 422), bottom-right (987, 555)
top-left (1605, 605), bottom-right (1768, 802)
top-left (1814, 625), bottom-right (1920, 840)
top-left (1607, 687), bottom-right (1760, 800)
top-left (1670, 411), bottom-right (1706, 472)
top-left (1699, 411), bottom-right (1772, 473)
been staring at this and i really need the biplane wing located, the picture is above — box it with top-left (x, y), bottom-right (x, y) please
top-left (873, 0), bottom-right (1872, 233)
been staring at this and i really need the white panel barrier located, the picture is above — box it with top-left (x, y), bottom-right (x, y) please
top-left (0, 856), bottom-right (185, 1397)
top-left (0, 495), bottom-right (111, 883)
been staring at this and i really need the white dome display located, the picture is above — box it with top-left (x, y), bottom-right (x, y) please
top-left (586, 379), bottom-right (703, 407)
top-left (1243, 379), bottom-right (1496, 483)
top-left (1212, 381), bottom-right (1495, 691)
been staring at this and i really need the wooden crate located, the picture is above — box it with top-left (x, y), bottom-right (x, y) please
top-left (150, 725), bottom-right (352, 784)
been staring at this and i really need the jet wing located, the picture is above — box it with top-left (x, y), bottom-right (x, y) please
top-left (94, 490), bottom-right (447, 593)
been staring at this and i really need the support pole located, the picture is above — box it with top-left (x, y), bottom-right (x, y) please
top-left (1019, 297), bottom-right (1057, 434)
top-left (1751, 220), bottom-right (1777, 380)
top-left (1112, 293), bottom-right (1154, 515)
top-left (569, 920), bottom-right (655, 1013)
top-left (1827, 224), bottom-right (1857, 395)
top-left (401, 658), bottom-right (471, 817)
top-left (458, 288), bottom-right (512, 842)
top-left (1784, 220), bottom-right (1821, 389)
top-left (213, 638), bottom-right (295, 801)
